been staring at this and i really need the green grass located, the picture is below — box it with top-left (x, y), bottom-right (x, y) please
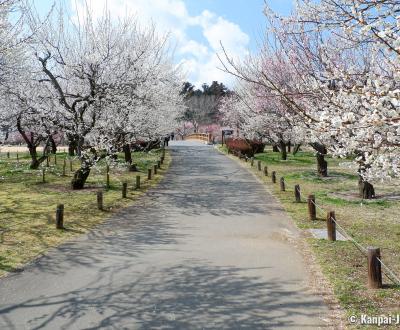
top-left (219, 145), bottom-right (400, 327)
top-left (0, 149), bottom-right (170, 275)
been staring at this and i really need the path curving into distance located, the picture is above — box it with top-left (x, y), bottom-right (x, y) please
top-left (0, 141), bottom-right (329, 329)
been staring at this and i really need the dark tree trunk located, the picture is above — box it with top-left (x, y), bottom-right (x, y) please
top-left (123, 144), bottom-right (137, 171)
top-left (287, 141), bottom-right (291, 153)
top-left (68, 140), bottom-right (77, 156)
top-left (358, 176), bottom-right (375, 199)
top-left (29, 146), bottom-right (40, 169)
top-left (310, 143), bottom-right (328, 177)
top-left (272, 145), bottom-right (279, 152)
top-left (71, 167), bottom-right (91, 190)
top-left (293, 144), bottom-right (301, 155)
top-left (279, 140), bottom-right (287, 160)
top-left (49, 135), bottom-right (57, 154)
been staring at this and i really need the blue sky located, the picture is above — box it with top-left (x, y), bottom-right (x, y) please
top-left (33, 0), bottom-right (294, 87)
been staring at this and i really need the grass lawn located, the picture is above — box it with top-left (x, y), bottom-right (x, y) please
top-left (219, 145), bottom-right (400, 327)
top-left (0, 148), bottom-right (170, 276)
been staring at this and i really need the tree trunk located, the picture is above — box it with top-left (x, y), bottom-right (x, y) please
top-left (287, 141), bottom-right (291, 153)
top-left (279, 140), bottom-right (287, 160)
top-left (29, 146), bottom-right (40, 169)
top-left (123, 144), bottom-right (137, 171)
top-left (71, 167), bottom-right (91, 190)
top-left (293, 144), bottom-right (301, 155)
top-left (28, 145), bottom-right (47, 169)
top-left (272, 145), bottom-right (279, 152)
top-left (68, 140), bottom-right (77, 156)
top-left (49, 135), bottom-right (57, 154)
top-left (310, 143), bottom-right (328, 177)
top-left (316, 153), bottom-right (328, 177)
top-left (358, 176), bottom-right (375, 199)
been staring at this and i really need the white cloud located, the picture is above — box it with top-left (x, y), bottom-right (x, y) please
top-left (71, 0), bottom-right (249, 88)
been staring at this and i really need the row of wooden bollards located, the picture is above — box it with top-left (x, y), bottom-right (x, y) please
top-left (245, 155), bottom-right (384, 289)
top-left (55, 149), bottom-right (166, 228)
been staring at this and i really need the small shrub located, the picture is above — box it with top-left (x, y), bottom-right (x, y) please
top-left (225, 138), bottom-right (265, 157)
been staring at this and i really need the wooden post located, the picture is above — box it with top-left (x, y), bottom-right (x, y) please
top-left (7, 152), bottom-right (9, 159)
top-left (42, 168), bottom-right (45, 183)
top-left (136, 175), bottom-right (141, 189)
top-left (271, 171), bottom-right (276, 183)
top-left (327, 211), bottom-right (336, 241)
top-left (367, 247), bottom-right (383, 289)
top-left (153, 164), bottom-right (158, 175)
top-left (70, 159), bottom-right (73, 172)
top-left (294, 184), bottom-right (301, 202)
top-left (250, 158), bottom-right (254, 166)
top-left (148, 168), bottom-right (152, 180)
top-left (280, 177), bottom-right (285, 191)
top-left (54, 154), bottom-right (57, 165)
top-left (56, 204), bottom-right (64, 229)
top-left (307, 195), bottom-right (316, 220)
top-left (122, 182), bottom-right (127, 198)
top-left (97, 191), bottom-right (103, 210)
top-left (62, 159), bottom-right (66, 176)
top-left (106, 165), bottom-right (110, 188)
top-left (157, 160), bottom-right (161, 169)
top-left (257, 160), bottom-right (262, 171)
top-left (264, 166), bottom-right (268, 176)
top-left (161, 156), bottom-right (164, 165)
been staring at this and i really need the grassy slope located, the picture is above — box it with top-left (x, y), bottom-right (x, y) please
top-left (219, 145), bottom-right (400, 327)
top-left (0, 149), bottom-right (170, 275)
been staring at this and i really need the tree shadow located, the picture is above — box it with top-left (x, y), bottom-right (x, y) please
top-left (0, 263), bottom-right (328, 329)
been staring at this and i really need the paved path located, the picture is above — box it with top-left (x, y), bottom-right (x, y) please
top-left (0, 142), bottom-right (329, 329)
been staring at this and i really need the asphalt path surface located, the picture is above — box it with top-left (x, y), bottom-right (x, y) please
top-left (0, 141), bottom-right (329, 329)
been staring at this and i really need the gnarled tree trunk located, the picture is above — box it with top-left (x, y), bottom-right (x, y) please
top-left (292, 144), bottom-right (301, 155)
top-left (49, 135), bottom-right (57, 154)
top-left (71, 167), bottom-right (91, 190)
top-left (279, 140), bottom-right (287, 160)
top-left (123, 144), bottom-right (137, 171)
top-left (310, 142), bottom-right (328, 177)
top-left (272, 144), bottom-right (279, 152)
top-left (358, 176), bottom-right (375, 199)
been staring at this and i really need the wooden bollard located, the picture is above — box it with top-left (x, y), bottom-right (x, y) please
top-left (42, 168), bottom-right (46, 183)
top-left (62, 159), bottom-right (66, 176)
top-left (54, 154), bottom-right (57, 165)
top-left (294, 184), bottom-right (301, 202)
top-left (136, 175), bottom-right (141, 189)
top-left (271, 171), bottom-right (276, 183)
top-left (250, 158), bottom-right (254, 166)
top-left (56, 204), bottom-right (64, 229)
top-left (122, 182), bottom-right (127, 198)
top-left (70, 159), bottom-right (73, 172)
top-left (97, 191), bottom-right (103, 210)
top-left (257, 160), bottom-right (262, 171)
top-left (307, 195), bottom-right (316, 220)
top-left (7, 152), bottom-right (9, 158)
top-left (367, 247), bottom-right (383, 289)
top-left (264, 166), bottom-right (268, 176)
top-left (280, 177), bottom-right (285, 191)
top-left (153, 164), bottom-right (158, 175)
top-left (106, 165), bottom-right (110, 188)
top-left (327, 211), bottom-right (336, 241)
top-left (157, 160), bottom-right (161, 169)
top-left (148, 168), bottom-right (152, 180)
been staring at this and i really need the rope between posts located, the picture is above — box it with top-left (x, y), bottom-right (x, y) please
top-left (248, 158), bottom-right (400, 286)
